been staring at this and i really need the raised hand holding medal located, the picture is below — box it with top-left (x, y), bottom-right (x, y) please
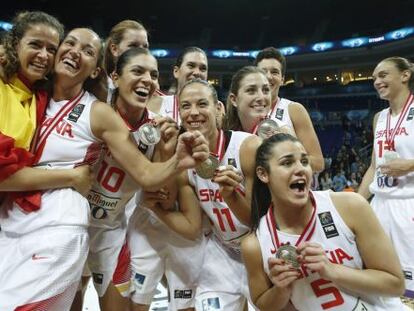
top-left (195, 155), bottom-right (220, 179)
top-left (276, 244), bottom-right (300, 269)
top-left (267, 193), bottom-right (317, 270)
top-left (195, 129), bottom-right (226, 179)
top-left (154, 116), bottom-right (180, 158)
top-left (383, 150), bottom-right (399, 163)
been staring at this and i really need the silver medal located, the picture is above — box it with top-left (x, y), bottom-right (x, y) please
top-left (257, 119), bottom-right (280, 139)
top-left (276, 244), bottom-right (300, 269)
top-left (383, 150), bottom-right (399, 163)
top-left (195, 155), bottom-right (220, 179)
top-left (138, 123), bottom-right (161, 146)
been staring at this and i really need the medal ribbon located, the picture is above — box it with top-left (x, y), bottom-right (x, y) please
top-left (118, 107), bottom-right (150, 131)
top-left (266, 192), bottom-right (316, 251)
top-left (211, 129), bottom-right (226, 162)
top-left (33, 90), bottom-right (85, 163)
top-left (251, 97), bottom-right (280, 135)
top-left (268, 97), bottom-right (280, 119)
top-left (173, 95), bottom-right (179, 123)
top-left (385, 93), bottom-right (413, 151)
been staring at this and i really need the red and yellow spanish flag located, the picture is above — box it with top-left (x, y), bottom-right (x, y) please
top-left (0, 75), bottom-right (48, 211)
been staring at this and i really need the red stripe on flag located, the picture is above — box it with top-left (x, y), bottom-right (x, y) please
top-left (0, 133), bottom-right (34, 182)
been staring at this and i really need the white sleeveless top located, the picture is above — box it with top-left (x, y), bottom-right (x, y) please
top-left (87, 109), bottom-right (156, 229)
top-left (256, 190), bottom-right (403, 310)
top-left (188, 130), bottom-right (251, 251)
top-left (132, 94), bottom-right (180, 227)
top-left (369, 99), bottom-right (414, 198)
top-left (159, 94), bottom-right (181, 124)
top-left (2, 91), bottom-right (102, 234)
top-left (268, 97), bottom-right (295, 135)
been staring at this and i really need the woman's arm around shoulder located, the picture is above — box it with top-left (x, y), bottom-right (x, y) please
top-left (90, 100), bottom-right (208, 190)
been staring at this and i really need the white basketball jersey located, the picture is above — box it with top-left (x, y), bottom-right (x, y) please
top-left (133, 95), bottom-right (182, 230)
top-left (2, 91), bottom-right (102, 234)
top-left (106, 76), bottom-right (116, 104)
top-left (88, 109), bottom-right (156, 229)
top-left (188, 130), bottom-right (251, 250)
top-left (256, 191), bottom-right (402, 310)
top-left (159, 94), bottom-right (181, 124)
top-left (369, 100), bottom-right (414, 198)
top-left (268, 97), bottom-right (295, 135)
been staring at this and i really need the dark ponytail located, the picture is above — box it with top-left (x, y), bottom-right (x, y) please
top-left (251, 133), bottom-right (300, 230)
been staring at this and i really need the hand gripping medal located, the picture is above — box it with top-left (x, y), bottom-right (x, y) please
top-left (195, 129), bottom-right (225, 179)
top-left (276, 244), bottom-right (300, 269)
top-left (269, 194), bottom-right (318, 270)
top-left (195, 155), bottom-right (220, 179)
top-left (383, 150), bottom-right (399, 163)
top-left (138, 123), bottom-right (161, 146)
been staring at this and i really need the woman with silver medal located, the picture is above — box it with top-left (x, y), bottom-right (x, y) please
top-left (223, 66), bottom-right (292, 139)
top-left (128, 47), bottom-right (211, 311)
top-left (359, 57), bottom-right (414, 308)
top-left (143, 79), bottom-right (263, 311)
top-left (254, 47), bottom-right (324, 174)
top-left (242, 133), bottom-right (406, 311)
top-left (83, 47), bottom-right (191, 311)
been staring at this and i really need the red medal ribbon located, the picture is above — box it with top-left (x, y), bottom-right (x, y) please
top-left (211, 129), bottom-right (226, 162)
top-left (173, 95), bottom-right (179, 123)
top-left (34, 90), bottom-right (85, 163)
top-left (385, 93), bottom-right (413, 151)
top-left (266, 192), bottom-right (316, 253)
top-left (12, 90), bottom-right (85, 213)
top-left (118, 108), bottom-right (150, 131)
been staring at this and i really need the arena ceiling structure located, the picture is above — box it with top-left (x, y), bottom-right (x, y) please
top-left (2, 0), bottom-right (414, 49)
top-left (2, 0), bottom-right (414, 90)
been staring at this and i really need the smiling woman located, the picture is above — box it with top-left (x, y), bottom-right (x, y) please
top-left (358, 57), bottom-right (414, 305)
top-left (103, 20), bottom-right (149, 103)
top-left (143, 78), bottom-right (263, 310)
top-left (0, 28), bottom-right (208, 311)
top-left (254, 48), bottom-right (324, 173)
top-left (0, 11), bottom-right (62, 154)
top-left (0, 12), bottom-right (92, 203)
top-left (85, 48), bottom-right (177, 311)
top-left (242, 133), bottom-right (406, 311)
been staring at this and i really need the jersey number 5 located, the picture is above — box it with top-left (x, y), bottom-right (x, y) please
top-left (310, 278), bottom-right (344, 309)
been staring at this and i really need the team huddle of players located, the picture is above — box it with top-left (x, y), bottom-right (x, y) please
top-left (0, 10), bottom-right (413, 311)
